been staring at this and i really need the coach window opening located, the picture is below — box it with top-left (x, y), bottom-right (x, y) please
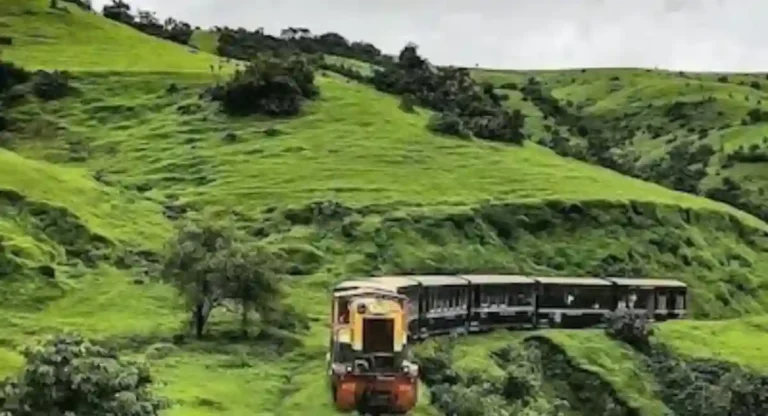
top-left (675, 292), bottom-right (685, 310)
top-left (564, 290), bottom-right (576, 306)
top-left (337, 297), bottom-right (350, 324)
top-left (657, 291), bottom-right (667, 311)
top-left (627, 290), bottom-right (638, 309)
top-left (480, 289), bottom-right (489, 308)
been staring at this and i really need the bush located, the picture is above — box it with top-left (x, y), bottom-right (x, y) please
top-left (212, 54), bottom-right (318, 117)
top-left (31, 70), bottom-right (73, 101)
top-left (604, 309), bottom-right (653, 351)
top-left (727, 144), bottom-right (768, 163)
top-left (0, 334), bottom-right (165, 416)
top-left (648, 347), bottom-right (768, 416)
top-left (398, 94), bottom-right (417, 113)
top-left (427, 112), bottom-right (470, 139)
top-left (0, 62), bottom-right (30, 94)
top-left (371, 44), bottom-right (526, 143)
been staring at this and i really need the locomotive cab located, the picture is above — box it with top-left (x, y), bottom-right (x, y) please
top-left (328, 287), bottom-right (419, 415)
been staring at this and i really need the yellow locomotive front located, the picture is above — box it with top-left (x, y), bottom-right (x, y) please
top-left (327, 286), bottom-right (419, 415)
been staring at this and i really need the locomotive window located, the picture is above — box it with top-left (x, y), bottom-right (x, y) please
top-left (337, 298), bottom-right (350, 324)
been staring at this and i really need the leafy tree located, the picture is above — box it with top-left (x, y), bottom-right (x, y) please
top-left (371, 44), bottom-right (526, 143)
top-left (216, 242), bottom-right (282, 334)
top-left (0, 334), bottom-right (164, 416)
top-left (161, 221), bottom-right (284, 338)
top-left (210, 53), bottom-right (318, 117)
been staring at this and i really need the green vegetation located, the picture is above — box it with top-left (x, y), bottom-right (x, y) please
top-left (472, 67), bottom-right (768, 224)
top-left (0, 0), bottom-right (230, 72)
top-left (1, 0), bottom-right (768, 415)
top-left (0, 334), bottom-right (165, 416)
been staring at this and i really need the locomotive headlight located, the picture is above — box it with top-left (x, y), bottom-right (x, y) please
top-left (357, 303), bottom-right (367, 314)
top-left (331, 363), bottom-right (353, 375)
top-left (401, 363), bottom-right (419, 377)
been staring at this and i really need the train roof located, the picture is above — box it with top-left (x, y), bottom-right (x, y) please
top-left (404, 275), bottom-right (468, 287)
top-left (459, 274), bottom-right (535, 284)
top-left (604, 277), bottom-right (687, 288)
top-left (333, 279), bottom-right (394, 292)
top-left (532, 276), bottom-right (613, 286)
top-left (333, 287), bottom-right (406, 299)
top-left (368, 276), bottom-right (420, 289)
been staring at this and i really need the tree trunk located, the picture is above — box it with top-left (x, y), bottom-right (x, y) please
top-left (193, 303), bottom-right (205, 338)
top-left (49, 0), bottom-right (58, 8)
top-left (240, 299), bottom-right (249, 337)
top-left (193, 298), bottom-right (213, 339)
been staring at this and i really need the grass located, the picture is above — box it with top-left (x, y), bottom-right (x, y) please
top-left (0, 0), bottom-right (235, 73)
top-left (0, 149), bottom-right (171, 251)
top-left (545, 330), bottom-right (670, 416)
top-left (189, 30), bottom-right (220, 55)
top-left (418, 329), bottom-right (670, 416)
top-left (472, 67), bottom-right (768, 222)
top-left (9, 72), bottom-right (768, 232)
top-left (654, 316), bottom-right (768, 372)
top-left (1, 2), bottom-right (768, 415)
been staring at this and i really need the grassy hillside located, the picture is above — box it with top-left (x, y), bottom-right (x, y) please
top-left (1, 1), bottom-right (768, 416)
top-left (0, 0), bottom-right (232, 72)
top-left (472, 67), bottom-right (768, 223)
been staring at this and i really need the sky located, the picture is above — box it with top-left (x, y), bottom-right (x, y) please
top-left (91, 0), bottom-right (768, 72)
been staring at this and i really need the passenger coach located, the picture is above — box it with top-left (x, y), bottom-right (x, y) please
top-left (332, 274), bottom-right (688, 337)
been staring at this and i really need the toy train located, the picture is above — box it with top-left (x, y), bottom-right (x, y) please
top-left (327, 274), bottom-right (688, 415)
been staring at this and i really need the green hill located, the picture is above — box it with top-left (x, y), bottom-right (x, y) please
top-left (472, 67), bottom-right (768, 225)
top-left (1, 1), bottom-right (768, 415)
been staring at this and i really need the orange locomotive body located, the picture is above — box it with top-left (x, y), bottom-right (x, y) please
top-left (327, 282), bottom-right (419, 415)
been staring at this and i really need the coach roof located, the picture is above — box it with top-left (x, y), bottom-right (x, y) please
top-left (404, 275), bottom-right (468, 287)
top-left (459, 274), bottom-right (535, 284)
top-left (532, 276), bottom-right (612, 286)
top-left (604, 277), bottom-right (687, 288)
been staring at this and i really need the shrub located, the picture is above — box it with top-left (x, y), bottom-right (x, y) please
top-left (212, 54), bottom-right (319, 117)
top-left (427, 112), bottom-right (470, 139)
top-left (0, 334), bottom-right (165, 415)
top-left (398, 94), bottom-right (417, 113)
top-left (604, 309), bottom-right (653, 351)
top-left (31, 70), bottom-right (73, 101)
top-left (371, 44), bottom-right (526, 143)
top-left (0, 62), bottom-right (30, 94)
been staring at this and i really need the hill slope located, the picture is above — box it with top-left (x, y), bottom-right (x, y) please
top-left (472, 67), bottom-right (768, 224)
top-left (1, 2), bottom-right (768, 416)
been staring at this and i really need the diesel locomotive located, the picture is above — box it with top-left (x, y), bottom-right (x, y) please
top-left (327, 274), bottom-right (688, 414)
